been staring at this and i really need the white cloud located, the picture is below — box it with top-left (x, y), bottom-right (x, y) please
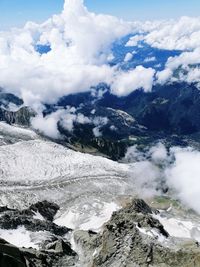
top-left (92, 116), bottom-right (108, 137)
top-left (111, 66), bottom-right (155, 97)
top-left (125, 143), bottom-right (200, 215)
top-left (167, 48), bottom-right (200, 70)
top-left (3, 1), bottom-right (200, 137)
top-left (124, 145), bottom-right (145, 162)
top-left (143, 17), bottom-right (200, 85)
top-left (156, 48), bottom-right (200, 85)
top-left (0, 0), bottom-right (134, 109)
top-left (2, 4), bottom-right (200, 107)
top-left (128, 160), bottom-right (161, 198)
top-left (165, 147), bottom-right (200, 214)
top-left (31, 107), bottom-right (91, 139)
top-left (31, 110), bottom-right (63, 139)
top-left (156, 68), bottom-right (173, 84)
top-left (144, 56), bottom-right (156, 63)
top-left (125, 35), bottom-right (144, 47)
top-left (149, 142), bottom-right (168, 163)
top-left (186, 67), bottom-right (200, 84)
top-left (93, 127), bottom-right (102, 137)
top-left (124, 52), bottom-right (133, 62)
top-left (145, 17), bottom-right (200, 51)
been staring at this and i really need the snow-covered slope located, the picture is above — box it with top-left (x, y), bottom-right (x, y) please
top-left (0, 122), bottom-right (38, 145)
top-left (1, 122), bottom-right (200, 251)
top-left (0, 139), bottom-right (129, 183)
top-left (0, 122), bottom-right (133, 231)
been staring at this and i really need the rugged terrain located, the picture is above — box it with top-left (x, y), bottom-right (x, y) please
top-left (1, 198), bottom-right (200, 267)
top-left (0, 121), bottom-right (200, 266)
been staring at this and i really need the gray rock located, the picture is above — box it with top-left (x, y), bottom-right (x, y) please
top-left (0, 106), bottom-right (36, 126)
top-left (45, 239), bottom-right (76, 256)
top-left (28, 200), bottom-right (60, 222)
top-left (0, 201), bottom-right (71, 236)
top-left (0, 212), bottom-right (70, 236)
top-left (74, 198), bottom-right (200, 267)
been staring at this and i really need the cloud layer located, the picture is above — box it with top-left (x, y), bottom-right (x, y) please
top-left (125, 143), bottom-right (200, 215)
top-left (0, 0), bottom-right (135, 109)
top-left (2, 0), bottom-right (200, 136)
top-left (1, 2), bottom-right (200, 107)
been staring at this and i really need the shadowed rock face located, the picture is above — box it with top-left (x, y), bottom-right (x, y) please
top-left (28, 201), bottom-right (60, 222)
top-left (0, 238), bottom-right (26, 267)
top-left (0, 106), bottom-right (36, 126)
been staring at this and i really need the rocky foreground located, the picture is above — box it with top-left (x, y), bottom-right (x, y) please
top-left (0, 199), bottom-right (200, 267)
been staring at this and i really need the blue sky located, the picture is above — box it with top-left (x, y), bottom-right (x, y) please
top-left (1, 0), bottom-right (200, 30)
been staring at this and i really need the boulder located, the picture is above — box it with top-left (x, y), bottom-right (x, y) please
top-left (45, 239), bottom-right (76, 256)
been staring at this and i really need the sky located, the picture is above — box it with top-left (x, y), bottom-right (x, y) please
top-left (1, 0), bottom-right (200, 30)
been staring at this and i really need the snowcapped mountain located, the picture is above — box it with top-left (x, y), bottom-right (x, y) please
top-left (0, 122), bottom-right (131, 230)
top-left (1, 0), bottom-right (200, 266)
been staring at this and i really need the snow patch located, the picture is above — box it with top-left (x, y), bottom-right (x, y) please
top-left (154, 214), bottom-right (200, 242)
top-left (0, 226), bottom-right (38, 249)
top-left (55, 202), bottom-right (119, 232)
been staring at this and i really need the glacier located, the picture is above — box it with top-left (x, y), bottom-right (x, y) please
top-left (0, 122), bottom-right (134, 232)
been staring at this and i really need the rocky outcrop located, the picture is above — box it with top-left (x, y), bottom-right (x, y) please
top-left (21, 239), bottom-right (78, 267)
top-left (0, 238), bottom-right (78, 267)
top-left (74, 199), bottom-right (200, 267)
top-left (0, 106), bottom-right (36, 126)
top-left (0, 201), bottom-right (78, 267)
top-left (1, 199), bottom-right (200, 266)
top-left (28, 201), bottom-right (60, 222)
top-left (0, 201), bottom-right (70, 236)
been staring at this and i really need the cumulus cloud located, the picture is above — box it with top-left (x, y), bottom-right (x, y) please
top-left (31, 110), bottom-right (65, 139)
top-left (125, 34), bottom-right (145, 47)
top-left (129, 160), bottom-right (162, 198)
top-left (124, 52), bottom-right (133, 62)
top-left (186, 67), bottom-right (200, 85)
top-left (3, 0), bottom-right (200, 138)
top-left (142, 17), bottom-right (200, 85)
top-left (156, 68), bottom-right (173, 84)
top-left (3, 1), bottom-right (200, 108)
top-left (124, 145), bottom-right (146, 162)
top-left (2, 4), bottom-right (200, 107)
top-left (149, 142), bottom-right (169, 165)
top-left (31, 105), bottom-right (110, 139)
top-left (0, 0), bottom-right (134, 109)
top-left (167, 48), bottom-right (200, 70)
top-left (165, 147), bottom-right (200, 214)
top-left (31, 107), bottom-right (91, 139)
top-left (124, 16), bottom-right (200, 86)
top-left (156, 48), bottom-right (200, 85)
top-left (92, 116), bottom-right (108, 137)
top-left (125, 143), bottom-right (200, 215)
top-left (111, 66), bottom-right (155, 97)
top-left (125, 16), bottom-right (200, 51)
top-left (144, 16), bottom-right (200, 51)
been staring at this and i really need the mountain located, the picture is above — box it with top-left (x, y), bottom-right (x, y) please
top-left (1, 1), bottom-right (200, 265)
top-left (31, 81), bottom-right (200, 159)
top-left (1, 80), bottom-right (200, 159)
